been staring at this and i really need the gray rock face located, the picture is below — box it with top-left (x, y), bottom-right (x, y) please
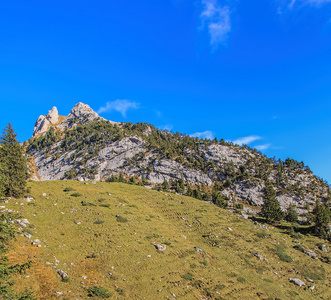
top-left (289, 278), bottom-right (305, 287)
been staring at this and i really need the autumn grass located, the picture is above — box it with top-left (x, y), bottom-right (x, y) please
top-left (4, 180), bottom-right (331, 299)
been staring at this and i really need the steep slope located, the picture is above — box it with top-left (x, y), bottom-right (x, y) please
top-left (2, 181), bottom-right (331, 299)
top-left (26, 103), bottom-right (330, 215)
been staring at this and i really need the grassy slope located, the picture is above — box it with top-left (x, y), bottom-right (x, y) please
top-left (5, 181), bottom-right (331, 299)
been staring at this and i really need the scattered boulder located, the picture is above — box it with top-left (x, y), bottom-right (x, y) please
top-left (254, 252), bottom-right (263, 261)
top-left (319, 244), bottom-right (327, 252)
top-left (56, 269), bottom-right (68, 280)
top-left (153, 243), bottom-right (166, 252)
top-left (304, 250), bottom-right (318, 260)
top-left (194, 246), bottom-right (204, 254)
top-left (289, 278), bottom-right (305, 287)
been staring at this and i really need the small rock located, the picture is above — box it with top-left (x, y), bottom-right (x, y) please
top-left (42, 193), bottom-right (46, 196)
top-left (147, 254), bottom-right (151, 258)
top-left (227, 227), bottom-right (233, 232)
top-left (194, 246), bottom-right (203, 254)
top-left (308, 279), bottom-right (314, 283)
top-left (319, 244), bottom-right (327, 252)
top-left (254, 252), bottom-right (263, 261)
top-left (305, 250), bottom-right (318, 259)
top-left (56, 269), bottom-right (68, 280)
top-left (153, 243), bottom-right (166, 252)
top-left (289, 278), bottom-right (305, 287)
top-left (55, 291), bottom-right (63, 295)
top-left (82, 276), bottom-right (87, 279)
top-left (309, 285), bottom-right (315, 290)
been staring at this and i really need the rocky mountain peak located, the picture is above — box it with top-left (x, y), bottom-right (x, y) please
top-left (32, 102), bottom-right (113, 137)
top-left (58, 102), bottom-right (105, 130)
top-left (69, 102), bottom-right (98, 118)
top-left (32, 106), bottom-right (59, 137)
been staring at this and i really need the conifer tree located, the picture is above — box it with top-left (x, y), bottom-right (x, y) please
top-left (162, 179), bottom-right (169, 191)
top-left (312, 199), bottom-right (331, 238)
top-left (261, 182), bottom-right (284, 223)
top-left (285, 204), bottom-right (299, 223)
top-left (0, 124), bottom-right (28, 197)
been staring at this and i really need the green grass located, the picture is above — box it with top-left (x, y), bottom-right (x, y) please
top-left (4, 180), bottom-right (331, 299)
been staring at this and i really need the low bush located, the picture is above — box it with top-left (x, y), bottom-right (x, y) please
top-left (87, 286), bottom-right (111, 298)
top-left (116, 215), bottom-right (128, 223)
top-left (70, 192), bottom-right (82, 197)
top-left (94, 219), bottom-right (104, 224)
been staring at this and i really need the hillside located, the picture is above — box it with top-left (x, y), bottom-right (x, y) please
top-left (25, 103), bottom-right (330, 217)
top-left (2, 181), bottom-right (331, 299)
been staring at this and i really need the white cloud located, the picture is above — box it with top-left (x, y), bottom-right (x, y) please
top-left (190, 130), bottom-right (214, 139)
top-left (159, 124), bottom-right (173, 131)
top-left (200, 0), bottom-right (231, 48)
top-left (255, 144), bottom-right (271, 151)
top-left (97, 99), bottom-right (139, 117)
top-left (232, 135), bottom-right (261, 146)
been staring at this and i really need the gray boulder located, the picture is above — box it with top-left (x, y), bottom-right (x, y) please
top-left (289, 278), bottom-right (305, 287)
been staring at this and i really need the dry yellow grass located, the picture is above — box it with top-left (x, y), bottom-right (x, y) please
top-left (3, 180), bottom-right (331, 299)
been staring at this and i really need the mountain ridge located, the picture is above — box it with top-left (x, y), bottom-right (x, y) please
top-left (26, 103), bottom-right (330, 216)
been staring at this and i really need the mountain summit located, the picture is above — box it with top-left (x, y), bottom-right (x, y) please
top-left (32, 102), bottom-right (113, 137)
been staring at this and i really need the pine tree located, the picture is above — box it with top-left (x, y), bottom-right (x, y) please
top-left (285, 204), bottom-right (299, 223)
top-left (0, 124), bottom-right (28, 197)
top-left (312, 199), bottom-right (331, 238)
top-left (162, 179), bottom-right (169, 191)
top-left (261, 182), bottom-right (284, 223)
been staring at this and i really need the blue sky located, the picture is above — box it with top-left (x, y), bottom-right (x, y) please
top-left (0, 0), bottom-right (331, 184)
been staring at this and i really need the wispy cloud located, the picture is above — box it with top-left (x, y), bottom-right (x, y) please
top-left (200, 0), bottom-right (231, 48)
top-left (305, 0), bottom-right (331, 6)
top-left (232, 135), bottom-right (261, 146)
top-left (255, 144), bottom-right (271, 151)
top-left (97, 99), bottom-right (139, 117)
top-left (159, 124), bottom-right (173, 131)
top-left (283, 0), bottom-right (331, 10)
top-left (190, 130), bottom-right (214, 139)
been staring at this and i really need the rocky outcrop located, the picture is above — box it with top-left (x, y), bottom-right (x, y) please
top-left (58, 102), bottom-right (107, 130)
top-left (32, 103), bottom-right (117, 137)
top-left (33, 106), bottom-right (59, 136)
